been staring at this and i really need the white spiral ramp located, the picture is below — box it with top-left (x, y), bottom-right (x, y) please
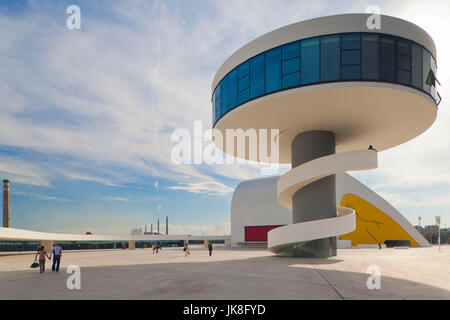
top-left (268, 149), bottom-right (378, 254)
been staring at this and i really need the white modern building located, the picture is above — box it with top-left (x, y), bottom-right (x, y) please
top-left (0, 227), bottom-right (230, 251)
top-left (211, 14), bottom-right (439, 257)
top-left (230, 173), bottom-right (429, 249)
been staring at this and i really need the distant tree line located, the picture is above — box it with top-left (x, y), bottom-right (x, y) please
top-left (421, 230), bottom-right (450, 244)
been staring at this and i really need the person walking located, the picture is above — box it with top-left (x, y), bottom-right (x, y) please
top-left (184, 242), bottom-right (190, 257)
top-left (35, 246), bottom-right (50, 273)
top-left (49, 243), bottom-right (63, 272)
top-left (208, 241), bottom-right (213, 256)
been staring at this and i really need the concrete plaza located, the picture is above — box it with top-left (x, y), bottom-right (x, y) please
top-left (0, 245), bottom-right (449, 299)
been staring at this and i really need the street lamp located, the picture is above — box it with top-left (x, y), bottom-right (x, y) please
top-left (435, 216), bottom-right (441, 252)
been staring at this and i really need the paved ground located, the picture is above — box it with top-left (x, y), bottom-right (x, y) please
top-left (0, 245), bottom-right (448, 299)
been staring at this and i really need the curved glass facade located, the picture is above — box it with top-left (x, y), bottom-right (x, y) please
top-left (213, 32), bottom-right (439, 125)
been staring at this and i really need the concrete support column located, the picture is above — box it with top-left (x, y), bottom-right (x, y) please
top-left (287, 130), bottom-right (337, 258)
top-left (204, 240), bottom-right (209, 248)
top-left (129, 240), bottom-right (135, 250)
top-left (224, 238), bottom-right (231, 248)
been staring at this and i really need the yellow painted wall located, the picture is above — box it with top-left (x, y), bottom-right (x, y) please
top-left (339, 193), bottom-right (419, 247)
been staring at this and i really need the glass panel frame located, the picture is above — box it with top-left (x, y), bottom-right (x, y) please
top-left (265, 47), bottom-right (282, 93)
top-left (361, 34), bottom-right (379, 80)
top-left (320, 35), bottom-right (340, 82)
top-left (301, 37), bottom-right (320, 85)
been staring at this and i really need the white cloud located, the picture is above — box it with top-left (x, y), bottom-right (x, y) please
top-left (0, 0), bottom-right (449, 230)
top-left (62, 171), bottom-right (121, 187)
top-left (48, 226), bottom-right (130, 236)
top-left (50, 222), bottom-right (231, 237)
top-left (0, 0), bottom-right (335, 190)
top-left (0, 158), bottom-right (50, 187)
top-left (167, 181), bottom-right (234, 196)
top-left (158, 222), bottom-right (231, 236)
top-left (94, 196), bottom-right (131, 202)
top-left (13, 191), bottom-right (70, 202)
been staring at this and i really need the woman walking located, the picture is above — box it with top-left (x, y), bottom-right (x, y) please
top-left (184, 242), bottom-right (190, 257)
top-left (35, 246), bottom-right (50, 273)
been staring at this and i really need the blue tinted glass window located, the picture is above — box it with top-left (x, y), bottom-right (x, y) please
top-left (397, 55), bottom-right (410, 70)
top-left (213, 32), bottom-right (432, 125)
top-left (342, 50), bottom-right (360, 65)
top-left (282, 58), bottom-right (300, 74)
top-left (228, 69), bottom-right (237, 110)
top-left (301, 37), bottom-right (319, 84)
top-left (238, 88), bottom-right (250, 104)
top-left (341, 65), bottom-right (360, 80)
top-left (397, 40), bottom-right (410, 55)
top-left (397, 40), bottom-right (411, 74)
top-left (212, 89), bottom-right (216, 122)
top-left (321, 35), bottom-right (340, 81)
top-left (411, 43), bottom-right (423, 89)
top-left (282, 42), bottom-right (300, 60)
top-left (238, 75), bottom-right (249, 91)
top-left (397, 69), bottom-right (411, 85)
top-left (238, 62), bottom-right (249, 78)
top-left (250, 54), bottom-right (265, 98)
top-left (214, 84), bottom-right (221, 117)
top-left (220, 76), bottom-right (228, 113)
top-left (341, 34), bottom-right (361, 81)
top-left (380, 37), bottom-right (396, 82)
top-left (265, 48), bottom-right (281, 93)
top-left (282, 72), bottom-right (300, 88)
top-left (361, 34), bottom-right (379, 80)
top-left (423, 49), bottom-right (431, 94)
top-left (341, 34), bottom-right (360, 49)
top-left (430, 56), bottom-right (437, 100)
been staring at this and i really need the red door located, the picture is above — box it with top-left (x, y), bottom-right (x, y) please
top-left (245, 225), bottom-right (284, 242)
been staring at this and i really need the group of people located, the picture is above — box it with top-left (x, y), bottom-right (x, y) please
top-left (183, 241), bottom-right (214, 257)
top-left (152, 242), bottom-right (161, 254)
top-left (34, 243), bottom-right (62, 273)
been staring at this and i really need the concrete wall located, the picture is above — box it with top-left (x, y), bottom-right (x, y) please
top-left (230, 176), bottom-right (291, 247)
top-left (230, 173), bottom-right (429, 248)
top-left (336, 173), bottom-right (430, 247)
top-left (337, 239), bottom-right (352, 249)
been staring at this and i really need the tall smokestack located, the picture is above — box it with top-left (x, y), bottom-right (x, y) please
top-left (3, 180), bottom-right (10, 228)
top-left (151, 223), bottom-right (153, 234)
top-left (157, 219), bottom-right (160, 234)
top-left (166, 216), bottom-right (168, 235)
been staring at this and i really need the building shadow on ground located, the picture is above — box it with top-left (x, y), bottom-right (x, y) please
top-left (1, 252), bottom-right (449, 300)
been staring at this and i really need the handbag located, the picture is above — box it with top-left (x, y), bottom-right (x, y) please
top-left (30, 259), bottom-right (39, 268)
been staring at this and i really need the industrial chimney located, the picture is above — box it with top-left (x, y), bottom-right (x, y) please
top-left (166, 216), bottom-right (168, 235)
top-left (3, 179), bottom-right (10, 228)
top-left (157, 219), bottom-right (160, 234)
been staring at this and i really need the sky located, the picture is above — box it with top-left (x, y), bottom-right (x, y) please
top-left (0, 0), bottom-right (449, 235)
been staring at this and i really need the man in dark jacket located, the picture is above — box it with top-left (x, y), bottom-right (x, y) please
top-left (208, 242), bottom-right (213, 256)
